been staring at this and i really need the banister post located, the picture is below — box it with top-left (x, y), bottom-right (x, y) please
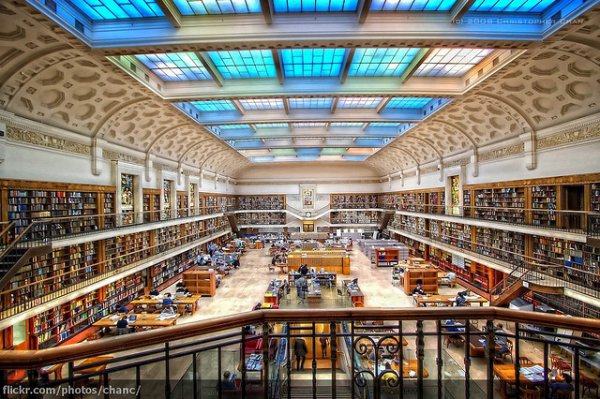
top-left (262, 322), bottom-right (270, 399)
top-left (416, 320), bottom-right (425, 399)
top-left (485, 320), bottom-right (496, 399)
top-left (330, 321), bottom-right (337, 399)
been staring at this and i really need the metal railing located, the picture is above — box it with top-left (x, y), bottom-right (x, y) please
top-left (0, 308), bottom-right (598, 399)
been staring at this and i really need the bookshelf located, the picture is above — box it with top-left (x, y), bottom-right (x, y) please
top-left (101, 272), bottom-right (145, 313)
top-left (331, 194), bottom-right (379, 209)
top-left (237, 212), bottom-right (286, 225)
top-left (237, 195), bottom-right (285, 210)
top-left (400, 267), bottom-right (438, 295)
top-left (156, 225), bottom-right (182, 252)
top-left (375, 248), bottom-right (400, 267)
top-left (474, 187), bottom-right (525, 224)
top-left (330, 211), bottom-right (379, 224)
top-left (182, 269), bottom-right (216, 296)
top-left (531, 185), bottom-right (557, 227)
top-left (401, 192), bottom-right (426, 212)
top-left (428, 190), bottom-right (445, 214)
top-left (105, 233), bottom-right (151, 272)
top-left (591, 183), bottom-right (600, 234)
top-left (150, 249), bottom-right (200, 290)
top-left (178, 191), bottom-right (188, 218)
top-left (463, 190), bottom-right (472, 217)
top-left (103, 192), bottom-right (115, 229)
top-left (287, 250), bottom-right (351, 274)
top-left (380, 193), bottom-right (400, 210)
top-left (475, 227), bottom-right (525, 266)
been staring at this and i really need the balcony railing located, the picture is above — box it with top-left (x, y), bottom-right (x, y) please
top-left (0, 308), bottom-right (598, 399)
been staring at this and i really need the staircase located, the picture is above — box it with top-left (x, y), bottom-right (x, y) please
top-left (378, 210), bottom-right (395, 231)
top-left (0, 222), bottom-right (52, 291)
top-left (225, 212), bottom-right (241, 237)
top-left (283, 383), bottom-right (353, 399)
top-left (490, 266), bottom-right (565, 307)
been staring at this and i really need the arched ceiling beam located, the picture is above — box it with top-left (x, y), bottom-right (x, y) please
top-left (92, 97), bottom-right (151, 138)
top-left (0, 44), bottom-right (71, 89)
top-left (146, 122), bottom-right (190, 153)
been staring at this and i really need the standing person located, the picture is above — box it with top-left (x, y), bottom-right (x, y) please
top-left (116, 316), bottom-right (130, 335)
top-left (295, 276), bottom-right (306, 303)
top-left (293, 338), bottom-right (308, 370)
top-left (319, 336), bottom-right (329, 359)
top-left (455, 291), bottom-right (467, 307)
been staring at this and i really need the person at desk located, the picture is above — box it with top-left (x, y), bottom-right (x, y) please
top-left (412, 281), bottom-right (426, 296)
top-left (162, 293), bottom-right (174, 307)
top-left (175, 283), bottom-right (189, 296)
top-left (161, 305), bottom-right (176, 315)
top-left (252, 302), bottom-right (262, 311)
top-left (221, 371), bottom-right (237, 390)
top-left (116, 316), bottom-right (130, 335)
top-left (115, 303), bottom-right (128, 314)
top-left (455, 291), bottom-right (467, 307)
top-left (309, 268), bottom-right (317, 279)
top-left (493, 323), bottom-right (510, 356)
top-left (149, 288), bottom-right (160, 296)
top-left (293, 338), bottom-right (308, 370)
top-left (550, 374), bottom-right (573, 398)
top-left (299, 264), bottom-right (309, 276)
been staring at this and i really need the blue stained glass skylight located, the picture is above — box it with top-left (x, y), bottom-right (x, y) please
top-left (414, 48), bottom-right (493, 77)
top-left (239, 98), bottom-right (285, 110)
top-left (70, 0), bottom-right (164, 20)
top-left (251, 156), bottom-right (275, 162)
top-left (297, 148), bottom-right (322, 155)
top-left (338, 97), bottom-right (383, 108)
top-left (348, 48), bottom-right (420, 77)
top-left (273, 0), bottom-right (358, 12)
top-left (189, 100), bottom-right (237, 112)
top-left (208, 50), bottom-right (276, 79)
top-left (255, 123), bottom-right (289, 128)
top-left (370, 0), bottom-right (456, 11)
top-left (369, 122), bottom-right (401, 127)
top-left (135, 53), bottom-right (211, 81)
top-left (173, 0), bottom-right (261, 15)
top-left (343, 155), bottom-right (368, 161)
top-left (386, 97), bottom-right (433, 109)
top-left (217, 124), bottom-right (252, 130)
top-left (288, 98), bottom-right (334, 109)
top-left (292, 122), bottom-right (328, 128)
top-left (280, 49), bottom-right (347, 77)
top-left (469, 0), bottom-right (557, 12)
top-left (330, 122), bottom-right (364, 127)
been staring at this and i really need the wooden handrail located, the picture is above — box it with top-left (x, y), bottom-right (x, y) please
top-left (1, 307), bottom-right (599, 370)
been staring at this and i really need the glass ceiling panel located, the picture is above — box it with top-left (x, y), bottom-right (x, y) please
top-left (348, 48), bottom-right (420, 77)
top-left (338, 97), bottom-right (383, 108)
top-left (216, 124), bottom-right (252, 129)
top-left (255, 123), bottom-right (289, 128)
top-left (330, 122), bottom-right (364, 127)
top-left (135, 53), bottom-right (212, 81)
top-left (292, 122), bottom-right (328, 128)
top-left (297, 148), bottom-right (322, 155)
top-left (273, 0), bottom-right (359, 12)
top-left (280, 49), bottom-right (347, 77)
top-left (386, 97), bottom-right (433, 109)
top-left (271, 149), bottom-right (297, 155)
top-left (288, 98), bottom-right (334, 109)
top-left (369, 122), bottom-right (401, 127)
top-left (369, 0), bottom-right (456, 11)
top-left (189, 100), bottom-right (237, 112)
top-left (208, 50), bottom-right (276, 79)
top-left (469, 0), bottom-right (557, 12)
top-left (239, 98), bottom-right (285, 110)
top-left (173, 0), bottom-right (261, 15)
top-left (251, 156), bottom-right (275, 162)
top-left (321, 148), bottom-right (348, 155)
top-left (70, 0), bottom-right (164, 20)
top-left (414, 48), bottom-right (494, 77)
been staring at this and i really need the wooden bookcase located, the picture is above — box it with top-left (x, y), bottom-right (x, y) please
top-left (375, 248), bottom-right (400, 267)
top-left (177, 191), bottom-right (188, 218)
top-left (287, 250), bottom-right (351, 275)
top-left (237, 212), bottom-right (286, 225)
top-left (237, 195), bottom-right (286, 210)
top-left (182, 269), bottom-right (216, 296)
top-left (400, 267), bottom-right (438, 295)
top-left (330, 193), bottom-right (379, 209)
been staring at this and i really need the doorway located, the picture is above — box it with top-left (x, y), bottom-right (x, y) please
top-left (562, 185), bottom-right (584, 230)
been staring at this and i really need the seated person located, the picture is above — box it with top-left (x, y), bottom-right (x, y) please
top-left (116, 316), bottom-right (130, 335)
top-left (175, 284), bottom-right (189, 296)
top-left (494, 323), bottom-right (510, 356)
top-left (149, 288), bottom-right (160, 296)
top-left (446, 271), bottom-right (456, 281)
top-left (412, 281), bottom-right (426, 296)
top-left (455, 291), bottom-right (467, 307)
top-left (221, 371), bottom-right (237, 390)
top-left (550, 374), bottom-right (573, 397)
top-left (161, 306), bottom-right (176, 316)
top-left (309, 268), bottom-right (317, 279)
top-left (162, 293), bottom-right (174, 307)
top-left (252, 302), bottom-right (262, 311)
top-left (115, 304), bottom-right (128, 314)
top-left (445, 319), bottom-right (465, 334)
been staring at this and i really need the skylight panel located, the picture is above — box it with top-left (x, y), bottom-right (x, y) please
top-left (135, 53), bottom-right (212, 81)
top-left (370, 0), bottom-right (456, 11)
top-left (338, 97), bottom-right (383, 108)
top-left (251, 156), bottom-right (275, 162)
top-left (321, 148), bottom-right (348, 155)
top-left (330, 122), bottom-right (364, 127)
top-left (288, 98), bottom-right (334, 109)
top-left (217, 124), bottom-right (252, 130)
top-left (173, 0), bottom-right (261, 15)
top-left (292, 122), bottom-right (328, 128)
top-left (386, 97), bottom-right (433, 109)
top-left (369, 122), bottom-right (401, 127)
top-left (273, 0), bottom-right (358, 12)
top-left (348, 48), bottom-right (420, 77)
top-left (343, 155), bottom-right (368, 161)
top-left (469, 0), bottom-right (557, 12)
top-left (414, 48), bottom-right (494, 77)
top-left (355, 138), bottom-right (387, 147)
top-left (208, 50), bottom-right (276, 79)
top-left (297, 148), bottom-right (322, 155)
top-left (189, 100), bottom-right (237, 112)
top-left (271, 149), bottom-right (297, 156)
top-left (239, 98), bottom-right (285, 110)
top-left (280, 49), bottom-right (347, 78)
top-left (70, 0), bottom-right (164, 20)
top-left (255, 123), bottom-right (289, 128)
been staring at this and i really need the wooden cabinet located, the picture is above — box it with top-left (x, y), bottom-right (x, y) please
top-left (182, 269), bottom-right (216, 296)
top-left (401, 267), bottom-right (438, 295)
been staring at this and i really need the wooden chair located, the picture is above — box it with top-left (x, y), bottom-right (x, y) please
top-left (444, 335), bottom-right (464, 348)
top-left (497, 339), bottom-right (513, 363)
top-left (518, 357), bottom-right (534, 366)
top-left (520, 387), bottom-right (542, 399)
top-left (550, 354), bottom-right (571, 372)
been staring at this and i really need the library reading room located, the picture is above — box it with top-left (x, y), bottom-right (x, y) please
top-left (0, 0), bottom-right (600, 398)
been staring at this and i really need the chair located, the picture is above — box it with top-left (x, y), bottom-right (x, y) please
top-left (581, 374), bottom-right (599, 398)
top-left (518, 357), bottom-right (534, 366)
top-left (550, 354), bottom-right (571, 372)
top-left (445, 335), bottom-right (464, 348)
top-left (554, 388), bottom-right (573, 399)
top-left (520, 387), bottom-right (542, 399)
top-left (497, 339), bottom-right (513, 363)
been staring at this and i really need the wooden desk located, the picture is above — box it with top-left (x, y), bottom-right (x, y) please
top-left (130, 295), bottom-right (201, 313)
top-left (263, 292), bottom-right (279, 306)
top-left (415, 294), bottom-right (487, 307)
top-left (276, 264), bottom-right (287, 274)
top-left (93, 314), bottom-right (179, 329)
top-left (75, 356), bottom-right (114, 385)
top-left (372, 359), bottom-right (429, 379)
top-left (462, 326), bottom-right (499, 357)
top-left (39, 363), bottom-right (63, 381)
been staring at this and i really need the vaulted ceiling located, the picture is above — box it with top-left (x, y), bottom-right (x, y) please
top-left (0, 0), bottom-right (599, 176)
